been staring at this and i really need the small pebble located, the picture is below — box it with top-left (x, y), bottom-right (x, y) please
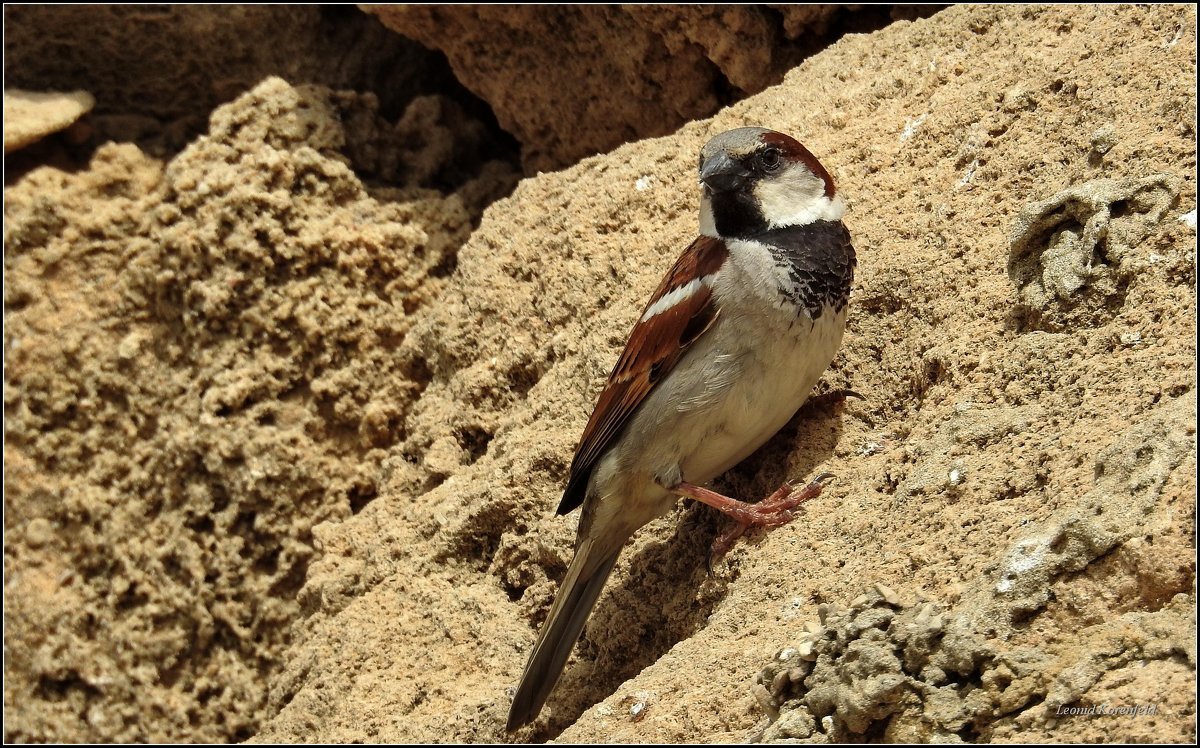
top-left (771, 669), bottom-right (791, 697)
top-left (26, 518), bottom-right (53, 547)
top-left (752, 683), bottom-right (776, 714)
top-left (875, 583), bottom-right (902, 607)
top-left (1089, 125), bottom-right (1116, 155)
top-left (630, 701), bottom-right (647, 721)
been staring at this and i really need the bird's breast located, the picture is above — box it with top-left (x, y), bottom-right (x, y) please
top-left (600, 288), bottom-right (847, 504)
top-left (667, 297), bottom-right (848, 484)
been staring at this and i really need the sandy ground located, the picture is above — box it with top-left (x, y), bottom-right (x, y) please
top-left (4, 4), bottom-right (1196, 744)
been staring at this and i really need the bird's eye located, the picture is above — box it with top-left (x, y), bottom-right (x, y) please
top-left (759, 148), bottom-right (782, 172)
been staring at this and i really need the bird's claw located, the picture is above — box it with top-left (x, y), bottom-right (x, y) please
top-left (706, 472), bottom-right (833, 567)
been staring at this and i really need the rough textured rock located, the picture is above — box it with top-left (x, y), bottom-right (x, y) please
top-left (757, 395), bottom-right (1196, 742)
top-left (1008, 174), bottom-right (1181, 331)
top-left (364, 5), bottom-right (944, 171)
top-left (1, 5), bottom-right (483, 157)
top-left (3, 3), bottom-right (1195, 745)
top-left (4, 89), bottom-right (95, 153)
top-left (3, 78), bottom-right (517, 742)
top-left (261, 4), bottom-right (1190, 743)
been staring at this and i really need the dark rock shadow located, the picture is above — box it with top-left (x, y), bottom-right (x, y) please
top-left (525, 393), bottom-right (849, 741)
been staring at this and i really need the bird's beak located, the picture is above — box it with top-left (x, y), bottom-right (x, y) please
top-left (700, 152), bottom-right (750, 193)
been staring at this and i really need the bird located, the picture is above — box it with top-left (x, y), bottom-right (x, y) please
top-left (506, 126), bottom-right (856, 731)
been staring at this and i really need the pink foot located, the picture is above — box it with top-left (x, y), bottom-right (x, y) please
top-left (673, 474), bottom-right (834, 564)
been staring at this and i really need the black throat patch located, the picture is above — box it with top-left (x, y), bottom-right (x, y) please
top-left (751, 221), bottom-right (856, 319)
top-left (710, 190), bottom-right (769, 239)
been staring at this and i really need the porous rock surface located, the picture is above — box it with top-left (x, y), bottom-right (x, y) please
top-left (3, 4), bottom-right (1195, 744)
top-left (2, 5), bottom-right (462, 156)
top-left (4, 78), bottom-right (517, 742)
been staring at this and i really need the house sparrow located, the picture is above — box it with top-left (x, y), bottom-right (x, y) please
top-left (507, 127), bottom-right (855, 731)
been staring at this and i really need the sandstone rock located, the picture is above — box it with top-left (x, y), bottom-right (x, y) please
top-left (3, 4), bottom-right (1195, 745)
top-left (4, 89), bottom-right (94, 153)
top-left (364, 5), bottom-right (943, 171)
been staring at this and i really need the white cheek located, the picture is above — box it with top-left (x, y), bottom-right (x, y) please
top-left (755, 169), bottom-right (846, 227)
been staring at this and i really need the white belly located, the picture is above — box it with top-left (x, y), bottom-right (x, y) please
top-left (624, 300), bottom-right (846, 484)
top-left (676, 306), bottom-right (846, 482)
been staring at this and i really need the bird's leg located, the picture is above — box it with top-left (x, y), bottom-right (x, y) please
top-left (671, 474), bottom-right (833, 563)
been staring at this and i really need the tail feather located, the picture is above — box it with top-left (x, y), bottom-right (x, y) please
top-left (506, 539), bottom-right (621, 731)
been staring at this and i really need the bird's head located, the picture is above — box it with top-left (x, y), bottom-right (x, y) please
top-left (698, 127), bottom-right (844, 239)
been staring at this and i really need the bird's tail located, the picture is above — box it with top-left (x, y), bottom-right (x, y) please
top-left (506, 537), bottom-right (622, 731)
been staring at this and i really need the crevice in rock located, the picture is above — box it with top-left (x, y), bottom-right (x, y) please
top-left (4, 5), bottom-right (522, 196)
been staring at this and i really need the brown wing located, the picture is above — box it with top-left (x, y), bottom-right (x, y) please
top-left (556, 236), bottom-right (728, 515)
